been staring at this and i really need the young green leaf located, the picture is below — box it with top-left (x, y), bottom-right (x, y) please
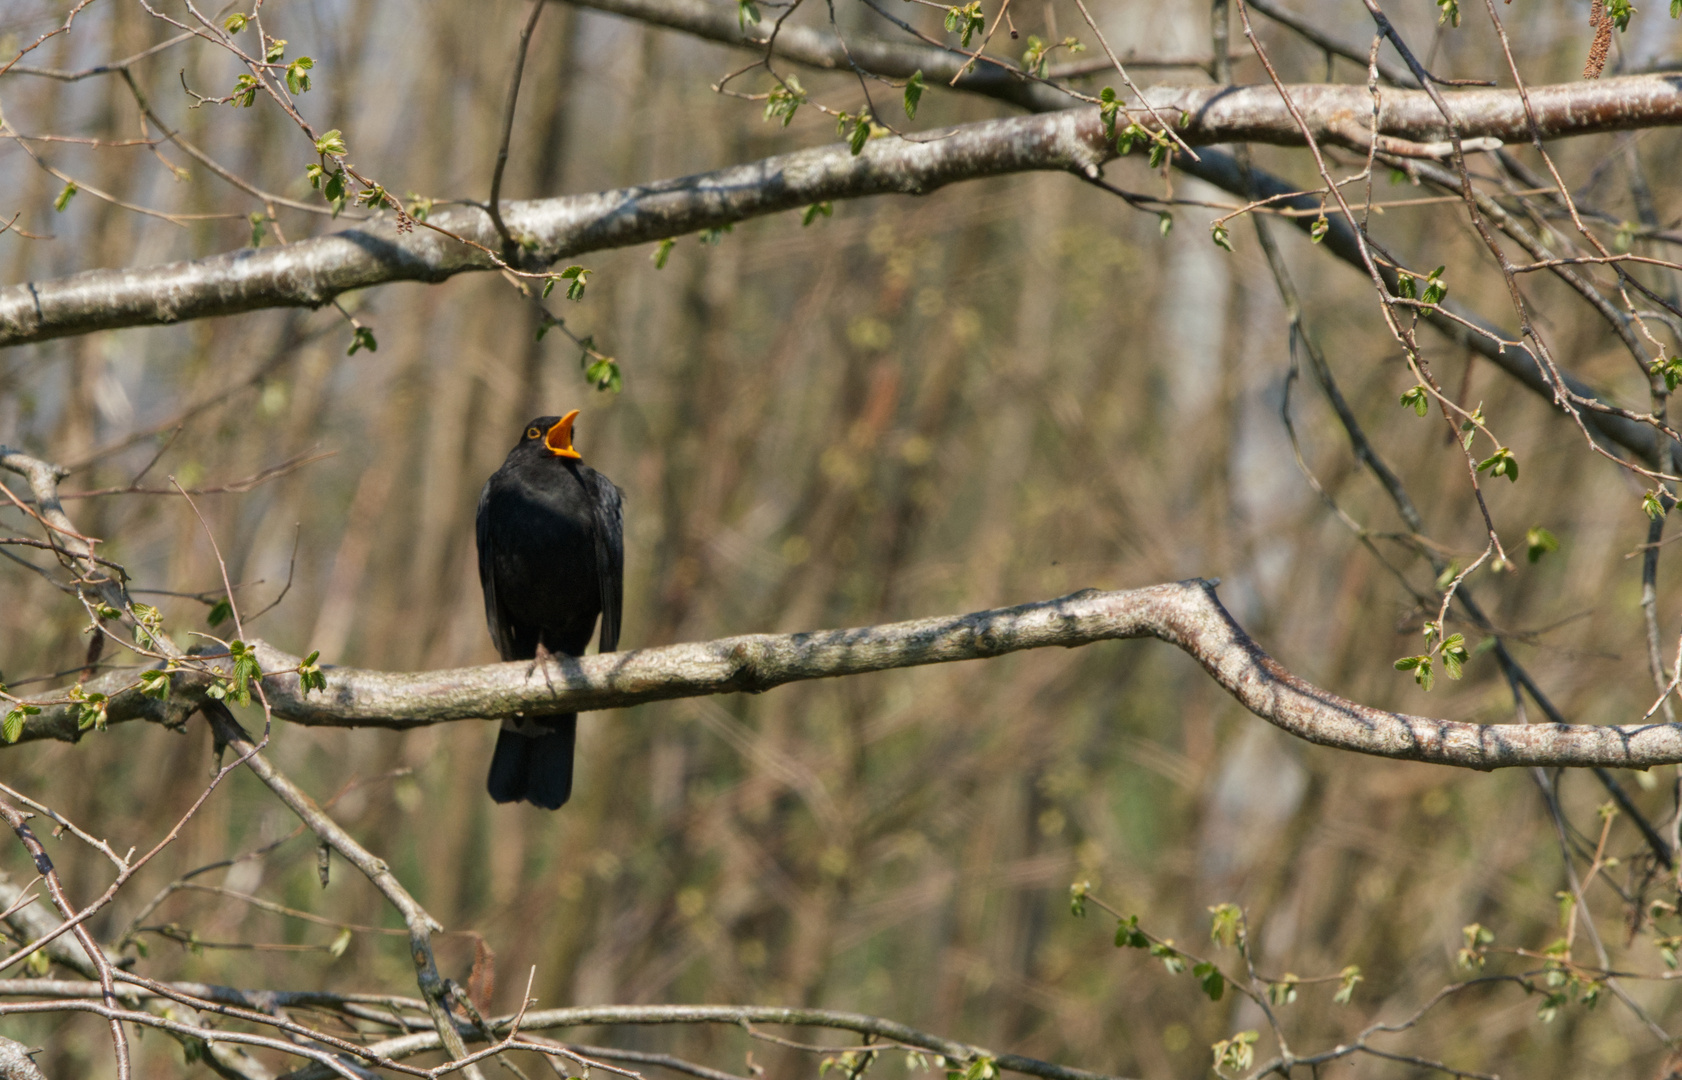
top-left (738, 0), bottom-right (762, 27)
top-left (1309, 215), bottom-right (1329, 243)
top-left (1651, 354), bottom-right (1682, 391)
top-left (138, 669), bottom-right (171, 701)
top-left (903, 70), bottom-right (924, 119)
top-left (1147, 135), bottom-right (1170, 170)
top-left (1421, 265), bottom-right (1448, 305)
top-left (1068, 881), bottom-right (1089, 917)
top-left (802, 203), bottom-right (833, 227)
top-left (2, 704), bottom-right (39, 744)
top-left (1192, 961), bottom-right (1225, 1001)
top-left (1525, 526), bottom-right (1559, 563)
top-left (1021, 35), bottom-right (1050, 77)
top-left (224, 12), bottom-right (249, 32)
top-left (73, 688), bottom-right (108, 732)
top-left (1211, 1031), bottom-right (1256, 1072)
top-left (848, 116), bottom-right (871, 155)
top-left (54, 183), bottom-right (78, 213)
top-left (314, 129), bottom-right (347, 157)
top-left (585, 357), bottom-right (623, 393)
top-left (1115, 914), bottom-right (1148, 949)
top-left (764, 76), bottom-right (808, 127)
top-left (1149, 941), bottom-right (1186, 974)
top-left (1395, 654), bottom-right (1434, 691)
top-left (653, 237), bottom-right (677, 266)
top-left (230, 73), bottom-right (259, 108)
top-left (1097, 87), bottom-right (1120, 140)
top-left (1644, 490), bottom-right (1668, 520)
top-left (1475, 446), bottom-right (1518, 483)
top-left (347, 326), bottom-right (377, 356)
top-left (944, 1), bottom-right (985, 47)
top-left (207, 597), bottom-right (234, 627)
top-left (286, 57), bottom-right (314, 93)
top-left (299, 650), bottom-right (328, 695)
top-left (1208, 903), bottom-right (1243, 950)
top-left (265, 37), bottom-right (287, 62)
top-left (1210, 222), bottom-right (1232, 251)
top-left (558, 264), bottom-right (592, 301)
top-left (1458, 923), bottom-right (1494, 969)
top-left (1399, 385), bottom-right (1429, 416)
top-left (1333, 965), bottom-right (1362, 1004)
top-left (1440, 633), bottom-right (1469, 680)
top-left (228, 640), bottom-right (263, 706)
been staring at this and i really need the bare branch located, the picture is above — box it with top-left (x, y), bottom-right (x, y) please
top-left (200, 705), bottom-right (487, 1080)
top-left (283, 1003), bottom-right (1132, 1080)
top-left (4, 76), bottom-right (1681, 348)
top-left (12, 580), bottom-right (1682, 771)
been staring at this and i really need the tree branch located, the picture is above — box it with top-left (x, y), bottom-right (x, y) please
top-left (4, 76), bottom-right (1679, 349)
top-left (282, 1003), bottom-right (1132, 1080)
top-left (12, 580), bottom-right (1682, 771)
top-left (200, 706), bottom-right (487, 1080)
top-left (551, 0), bottom-right (1676, 466)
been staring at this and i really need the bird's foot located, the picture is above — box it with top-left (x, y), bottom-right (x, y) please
top-left (528, 642), bottom-right (560, 695)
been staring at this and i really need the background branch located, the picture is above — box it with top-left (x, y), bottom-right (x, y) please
top-left (4, 76), bottom-right (1680, 348)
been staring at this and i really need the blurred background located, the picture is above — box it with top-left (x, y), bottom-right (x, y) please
top-left (3, 0), bottom-right (1682, 1075)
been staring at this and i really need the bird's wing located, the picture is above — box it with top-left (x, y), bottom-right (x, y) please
top-left (476, 480), bottom-right (519, 659)
top-left (589, 471), bottom-right (625, 654)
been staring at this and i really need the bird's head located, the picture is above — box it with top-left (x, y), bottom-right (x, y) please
top-left (521, 411), bottom-right (583, 460)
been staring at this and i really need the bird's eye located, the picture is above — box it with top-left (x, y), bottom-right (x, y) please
top-left (526, 426), bottom-right (541, 439)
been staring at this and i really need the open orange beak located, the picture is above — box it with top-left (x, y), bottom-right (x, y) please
top-left (544, 410), bottom-right (583, 459)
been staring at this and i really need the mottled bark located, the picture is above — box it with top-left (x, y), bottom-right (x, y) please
top-left (0, 1039), bottom-right (45, 1080)
top-left (3, 76), bottom-right (1678, 348)
top-left (14, 580), bottom-right (1682, 772)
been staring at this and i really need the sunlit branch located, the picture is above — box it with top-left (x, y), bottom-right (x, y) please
top-left (8, 579), bottom-right (1682, 772)
top-left (283, 1003), bottom-right (1129, 1080)
top-left (4, 76), bottom-right (1680, 348)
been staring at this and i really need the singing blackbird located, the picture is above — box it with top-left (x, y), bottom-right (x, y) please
top-left (476, 411), bottom-right (624, 809)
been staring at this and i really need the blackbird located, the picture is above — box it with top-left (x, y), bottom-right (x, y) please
top-left (476, 411), bottom-right (624, 809)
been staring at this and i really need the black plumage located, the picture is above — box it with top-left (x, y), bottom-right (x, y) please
top-left (476, 411), bottom-right (624, 809)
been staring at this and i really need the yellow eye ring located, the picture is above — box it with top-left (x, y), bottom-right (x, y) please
top-left (526, 426), bottom-right (541, 439)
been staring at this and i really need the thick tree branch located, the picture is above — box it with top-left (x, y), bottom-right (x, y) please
top-left (13, 580), bottom-right (1682, 771)
top-left (3, 76), bottom-right (1679, 349)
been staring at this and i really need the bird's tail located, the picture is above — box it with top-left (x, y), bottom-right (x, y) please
top-left (486, 715), bottom-right (577, 809)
